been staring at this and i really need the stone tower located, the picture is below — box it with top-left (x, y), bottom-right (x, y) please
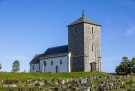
top-left (68, 11), bottom-right (101, 72)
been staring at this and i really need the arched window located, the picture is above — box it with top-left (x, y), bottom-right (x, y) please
top-left (44, 61), bottom-right (46, 66)
top-left (56, 66), bottom-right (59, 73)
top-left (92, 45), bottom-right (94, 52)
top-left (60, 60), bottom-right (62, 65)
top-left (33, 65), bottom-right (34, 70)
top-left (92, 27), bottom-right (94, 34)
top-left (51, 61), bottom-right (53, 65)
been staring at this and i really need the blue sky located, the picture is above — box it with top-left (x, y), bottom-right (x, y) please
top-left (0, 0), bottom-right (135, 72)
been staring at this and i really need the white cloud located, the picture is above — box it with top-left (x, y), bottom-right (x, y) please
top-left (126, 22), bottom-right (135, 36)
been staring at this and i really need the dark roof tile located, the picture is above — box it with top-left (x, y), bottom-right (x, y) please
top-left (30, 45), bottom-right (68, 64)
top-left (68, 16), bottom-right (101, 26)
top-left (43, 45), bottom-right (68, 56)
top-left (30, 54), bottom-right (43, 64)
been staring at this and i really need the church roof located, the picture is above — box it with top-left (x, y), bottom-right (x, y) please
top-left (68, 16), bottom-right (101, 26)
top-left (30, 45), bottom-right (68, 64)
top-left (30, 54), bottom-right (43, 64)
top-left (43, 45), bottom-right (68, 56)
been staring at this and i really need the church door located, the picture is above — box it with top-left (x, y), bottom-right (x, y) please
top-left (90, 62), bottom-right (96, 71)
top-left (56, 66), bottom-right (59, 73)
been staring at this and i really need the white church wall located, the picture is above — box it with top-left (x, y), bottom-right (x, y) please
top-left (68, 52), bottom-right (71, 72)
top-left (30, 63), bottom-right (40, 72)
top-left (40, 56), bottom-right (68, 72)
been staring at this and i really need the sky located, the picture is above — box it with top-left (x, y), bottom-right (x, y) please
top-left (0, 0), bottom-right (135, 72)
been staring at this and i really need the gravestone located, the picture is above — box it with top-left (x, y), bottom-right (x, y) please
top-left (87, 87), bottom-right (90, 91)
top-left (18, 88), bottom-right (25, 91)
top-left (48, 88), bottom-right (53, 91)
top-left (54, 82), bottom-right (58, 85)
top-left (81, 78), bottom-right (87, 84)
top-left (62, 80), bottom-right (65, 84)
top-left (54, 87), bottom-right (58, 91)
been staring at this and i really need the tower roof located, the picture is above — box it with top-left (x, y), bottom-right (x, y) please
top-left (68, 16), bottom-right (101, 27)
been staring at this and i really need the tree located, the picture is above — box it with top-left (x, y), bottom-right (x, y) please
top-left (115, 56), bottom-right (135, 75)
top-left (0, 63), bottom-right (2, 70)
top-left (131, 57), bottom-right (135, 73)
top-left (12, 60), bottom-right (20, 72)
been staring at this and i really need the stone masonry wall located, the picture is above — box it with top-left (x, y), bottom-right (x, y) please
top-left (84, 23), bottom-right (101, 72)
top-left (68, 24), bottom-right (84, 72)
top-left (68, 23), bottom-right (101, 72)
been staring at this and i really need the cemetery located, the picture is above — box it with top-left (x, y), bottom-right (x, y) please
top-left (0, 72), bottom-right (135, 91)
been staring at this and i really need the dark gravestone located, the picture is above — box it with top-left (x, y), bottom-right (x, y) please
top-left (18, 88), bottom-right (25, 91)
top-left (8, 90), bottom-right (13, 91)
top-left (98, 85), bottom-right (104, 91)
top-left (44, 80), bottom-right (47, 84)
top-left (67, 84), bottom-right (72, 90)
top-left (62, 88), bottom-right (67, 91)
top-left (29, 88), bottom-right (36, 91)
top-left (54, 87), bottom-right (58, 91)
top-left (35, 82), bottom-right (40, 86)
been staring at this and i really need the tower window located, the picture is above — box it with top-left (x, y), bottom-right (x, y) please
top-left (92, 45), bottom-right (94, 52)
top-left (51, 61), bottom-right (53, 65)
top-left (92, 27), bottom-right (94, 34)
top-left (44, 61), bottom-right (46, 66)
top-left (60, 60), bottom-right (62, 65)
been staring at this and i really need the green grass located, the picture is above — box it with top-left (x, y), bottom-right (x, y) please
top-left (0, 72), bottom-right (106, 81)
top-left (0, 72), bottom-right (106, 91)
top-left (1, 72), bottom-right (135, 91)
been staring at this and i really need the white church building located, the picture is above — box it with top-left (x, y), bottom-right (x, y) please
top-left (30, 45), bottom-right (71, 72)
top-left (30, 11), bottom-right (102, 72)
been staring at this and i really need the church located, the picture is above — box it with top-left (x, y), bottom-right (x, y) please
top-left (30, 11), bottom-right (102, 72)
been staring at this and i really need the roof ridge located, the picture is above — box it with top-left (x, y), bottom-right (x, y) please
top-left (47, 45), bottom-right (68, 49)
top-left (68, 16), bottom-right (100, 26)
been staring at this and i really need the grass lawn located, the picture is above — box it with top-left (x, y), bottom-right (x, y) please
top-left (0, 72), bottom-right (107, 91)
top-left (0, 71), bottom-right (106, 81)
top-left (0, 72), bottom-right (135, 91)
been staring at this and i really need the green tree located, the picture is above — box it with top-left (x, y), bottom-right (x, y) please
top-left (120, 57), bottom-right (130, 65)
top-left (115, 56), bottom-right (135, 75)
top-left (12, 60), bottom-right (20, 72)
top-left (115, 57), bottom-right (131, 75)
top-left (0, 63), bottom-right (2, 70)
top-left (131, 57), bottom-right (135, 72)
